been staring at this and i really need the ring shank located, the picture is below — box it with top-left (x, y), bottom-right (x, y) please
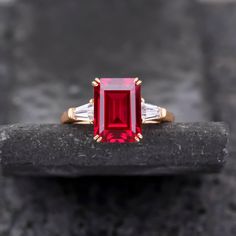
top-left (61, 110), bottom-right (74, 124)
top-left (162, 111), bottom-right (175, 122)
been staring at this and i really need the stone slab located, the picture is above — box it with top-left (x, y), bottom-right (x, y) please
top-left (0, 122), bottom-right (229, 176)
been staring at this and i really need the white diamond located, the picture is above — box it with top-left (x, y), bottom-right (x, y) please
top-left (142, 102), bottom-right (161, 121)
top-left (74, 103), bottom-right (94, 122)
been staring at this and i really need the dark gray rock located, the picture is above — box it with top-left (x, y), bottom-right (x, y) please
top-left (0, 0), bottom-right (236, 235)
top-left (195, 2), bottom-right (236, 235)
top-left (0, 122), bottom-right (229, 176)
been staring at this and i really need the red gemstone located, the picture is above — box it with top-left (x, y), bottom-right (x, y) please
top-left (94, 78), bottom-right (142, 143)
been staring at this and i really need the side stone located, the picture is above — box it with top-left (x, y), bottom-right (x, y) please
top-left (74, 103), bottom-right (93, 123)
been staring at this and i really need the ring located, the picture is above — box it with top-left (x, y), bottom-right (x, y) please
top-left (61, 78), bottom-right (174, 143)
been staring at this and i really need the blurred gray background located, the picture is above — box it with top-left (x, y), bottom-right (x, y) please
top-left (0, 0), bottom-right (235, 235)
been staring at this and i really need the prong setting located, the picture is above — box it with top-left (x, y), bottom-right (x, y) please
top-left (96, 136), bottom-right (103, 143)
top-left (137, 133), bottom-right (143, 139)
top-left (135, 136), bottom-right (140, 142)
top-left (95, 78), bottom-right (100, 84)
top-left (136, 79), bottom-right (142, 86)
top-left (92, 81), bottom-right (99, 87)
top-left (94, 135), bottom-right (103, 142)
top-left (93, 135), bottom-right (99, 140)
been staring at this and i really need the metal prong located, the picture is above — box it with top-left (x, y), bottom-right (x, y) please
top-left (93, 135), bottom-right (99, 140)
top-left (136, 80), bottom-right (142, 86)
top-left (141, 98), bottom-right (145, 103)
top-left (134, 77), bottom-right (139, 83)
top-left (92, 81), bottom-right (99, 87)
top-left (89, 98), bottom-right (94, 104)
top-left (96, 136), bottom-right (103, 143)
top-left (95, 78), bottom-right (100, 84)
top-left (135, 136), bottom-right (140, 142)
top-left (137, 133), bottom-right (143, 139)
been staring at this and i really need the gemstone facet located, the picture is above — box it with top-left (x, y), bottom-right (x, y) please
top-left (94, 78), bottom-right (142, 143)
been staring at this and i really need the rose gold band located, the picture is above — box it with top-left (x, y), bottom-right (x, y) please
top-left (60, 110), bottom-right (74, 124)
top-left (163, 111), bottom-right (175, 122)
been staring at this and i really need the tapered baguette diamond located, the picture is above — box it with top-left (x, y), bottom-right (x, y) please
top-left (142, 102), bottom-right (162, 122)
top-left (74, 103), bottom-right (94, 123)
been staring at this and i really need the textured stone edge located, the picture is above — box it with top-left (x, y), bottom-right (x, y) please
top-left (0, 122), bottom-right (230, 176)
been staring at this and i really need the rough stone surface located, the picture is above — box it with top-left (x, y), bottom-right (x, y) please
top-left (0, 123), bottom-right (229, 176)
top-left (0, 0), bottom-right (235, 235)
